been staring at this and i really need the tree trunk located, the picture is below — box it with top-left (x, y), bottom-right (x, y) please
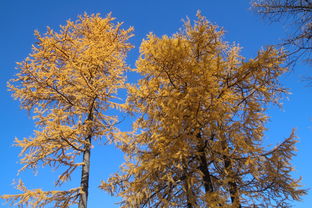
top-left (185, 181), bottom-right (193, 208)
top-left (199, 148), bottom-right (214, 193)
top-left (182, 162), bottom-right (194, 208)
top-left (222, 141), bottom-right (241, 208)
top-left (197, 133), bottom-right (214, 193)
top-left (78, 100), bottom-right (95, 208)
top-left (78, 135), bottom-right (91, 208)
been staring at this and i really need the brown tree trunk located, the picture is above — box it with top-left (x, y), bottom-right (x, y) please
top-left (78, 135), bottom-right (91, 208)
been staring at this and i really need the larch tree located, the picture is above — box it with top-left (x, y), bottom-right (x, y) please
top-left (101, 13), bottom-right (306, 207)
top-left (252, 0), bottom-right (312, 63)
top-left (2, 13), bottom-right (133, 208)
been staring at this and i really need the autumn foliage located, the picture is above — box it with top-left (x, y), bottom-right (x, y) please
top-left (101, 13), bottom-right (306, 207)
top-left (2, 12), bottom-right (305, 208)
top-left (2, 13), bottom-right (133, 208)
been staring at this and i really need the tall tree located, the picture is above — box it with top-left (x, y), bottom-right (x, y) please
top-left (252, 0), bottom-right (312, 63)
top-left (2, 13), bottom-right (133, 208)
top-left (102, 13), bottom-right (306, 207)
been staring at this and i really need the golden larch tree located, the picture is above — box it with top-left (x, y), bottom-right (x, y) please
top-left (102, 13), bottom-right (306, 207)
top-left (2, 13), bottom-right (133, 208)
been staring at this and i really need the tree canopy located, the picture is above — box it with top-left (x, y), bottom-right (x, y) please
top-left (1, 11), bottom-right (306, 208)
top-left (2, 13), bottom-right (133, 208)
top-left (102, 13), bottom-right (306, 208)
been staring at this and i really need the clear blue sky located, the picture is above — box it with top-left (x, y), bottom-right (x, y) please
top-left (0, 0), bottom-right (311, 207)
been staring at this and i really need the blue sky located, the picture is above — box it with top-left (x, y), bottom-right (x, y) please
top-left (0, 0), bottom-right (311, 207)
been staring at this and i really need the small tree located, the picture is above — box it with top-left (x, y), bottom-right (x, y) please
top-left (2, 13), bottom-right (133, 208)
top-left (252, 0), bottom-right (312, 63)
top-left (102, 13), bottom-right (306, 207)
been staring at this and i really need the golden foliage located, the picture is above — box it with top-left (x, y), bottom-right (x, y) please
top-left (2, 180), bottom-right (80, 208)
top-left (2, 13), bottom-right (133, 207)
top-left (101, 12), bottom-right (306, 207)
